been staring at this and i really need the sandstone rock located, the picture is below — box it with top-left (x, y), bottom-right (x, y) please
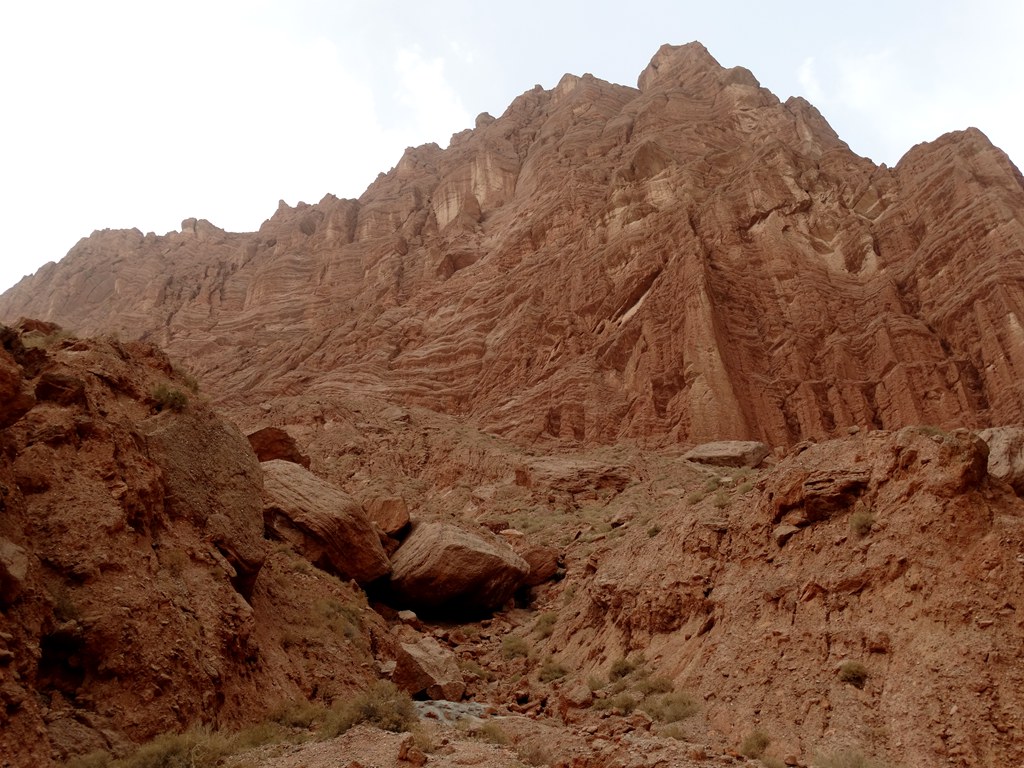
top-left (0, 538), bottom-right (28, 606)
top-left (389, 522), bottom-right (530, 613)
top-left (4, 47), bottom-right (1024, 451)
top-left (683, 441), bottom-right (770, 468)
top-left (363, 496), bottom-right (411, 537)
top-left (262, 459), bottom-right (391, 584)
top-left (513, 542), bottom-right (561, 586)
top-left (977, 426), bottom-right (1024, 494)
top-left (0, 346), bottom-right (33, 428)
top-left (140, 406), bottom-right (268, 599)
top-left (392, 631), bottom-right (465, 700)
top-left (247, 425), bottom-right (310, 468)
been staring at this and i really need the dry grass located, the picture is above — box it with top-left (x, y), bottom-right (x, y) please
top-left (641, 690), bottom-right (700, 722)
top-left (838, 660), bottom-right (869, 688)
top-left (320, 681), bottom-right (416, 738)
top-left (739, 730), bottom-right (770, 758)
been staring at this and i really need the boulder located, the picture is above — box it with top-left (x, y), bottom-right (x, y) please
top-left (261, 460), bottom-right (391, 584)
top-left (392, 631), bottom-right (465, 700)
top-left (389, 521), bottom-right (530, 613)
top-left (0, 348), bottom-right (34, 429)
top-left (513, 542), bottom-right (561, 586)
top-left (977, 426), bottom-right (1024, 494)
top-left (0, 538), bottom-right (29, 606)
top-left (247, 426), bottom-right (310, 468)
top-left (683, 440), bottom-right (770, 468)
top-left (363, 496), bottom-right (411, 537)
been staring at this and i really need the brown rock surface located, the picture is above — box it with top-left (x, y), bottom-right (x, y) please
top-left (363, 496), bottom-right (412, 537)
top-left (388, 521), bottom-right (530, 613)
top-left (261, 459), bottom-right (391, 584)
top-left (248, 425), bottom-right (311, 468)
top-left (682, 440), bottom-right (770, 468)
top-left (3, 43), bottom-right (1022, 448)
top-left (977, 425), bottom-right (1024, 494)
top-left (391, 630), bottom-right (466, 700)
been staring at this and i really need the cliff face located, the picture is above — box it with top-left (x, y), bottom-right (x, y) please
top-left (2, 42), bottom-right (1024, 449)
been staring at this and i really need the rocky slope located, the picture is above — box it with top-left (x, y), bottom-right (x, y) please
top-left (3, 43), bottom-right (1023, 446)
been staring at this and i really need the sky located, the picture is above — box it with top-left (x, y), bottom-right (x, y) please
top-left (1, 0), bottom-right (1022, 293)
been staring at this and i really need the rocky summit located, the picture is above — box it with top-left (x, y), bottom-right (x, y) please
top-left (1, 42), bottom-right (1023, 768)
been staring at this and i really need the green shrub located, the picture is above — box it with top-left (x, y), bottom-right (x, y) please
top-left (838, 660), bottom-right (869, 688)
top-left (478, 720), bottom-right (509, 745)
top-left (533, 612), bottom-right (557, 638)
top-left (320, 681), bottom-right (415, 738)
top-left (538, 657), bottom-right (568, 682)
top-left (501, 634), bottom-right (530, 659)
top-left (641, 690), bottom-right (700, 722)
top-left (151, 383), bottom-right (188, 413)
top-left (740, 730), bottom-right (771, 758)
top-left (608, 655), bottom-right (641, 681)
top-left (849, 509), bottom-right (874, 537)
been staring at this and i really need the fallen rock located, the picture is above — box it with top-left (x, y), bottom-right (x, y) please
top-left (977, 426), bottom-right (1024, 494)
top-left (363, 496), bottom-right (411, 537)
top-left (389, 521), bottom-right (530, 613)
top-left (683, 440), bottom-right (770, 468)
top-left (0, 538), bottom-right (28, 606)
top-left (262, 459), bottom-right (391, 584)
top-left (513, 541), bottom-right (561, 586)
top-left (392, 631), bottom-right (466, 700)
top-left (0, 346), bottom-right (34, 428)
top-left (247, 426), bottom-right (310, 468)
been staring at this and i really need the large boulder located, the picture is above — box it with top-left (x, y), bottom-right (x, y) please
top-left (389, 521), bottom-right (530, 613)
top-left (392, 630), bottom-right (466, 700)
top-left (261, 460), bottom-right (391, 584)
top-left (977, 426), bottom-right (1024, 494)
top-left (363, 496), bottom-right (411, 537)
top-left (683, 440), bottom-right (770, 468)
top-left (0, 538), bottom-right (28, 606)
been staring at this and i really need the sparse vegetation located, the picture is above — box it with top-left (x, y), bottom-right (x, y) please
top-left (593, 691), bottom-right (637, 713)
top-left (849, 508), bottom-right (875, 537)
top-left (641, 690), bottom-right (700, 722)
top-left (320, 681), bottom-right (416, 738)
top-left (740, 729), bottom-right (771, 758)
top-left (477, 720), bottom-right (509, 745)
top-left (501, 634), bottom-right (530, 659)
top-left (635, 675), bottom-right (673, 696)
top-left (517, 742), bottom-right (554, 767)
top-left (151, 383), bottom-right (188, 413)
top-left (533, 611), bottom-right (557, 638)
top-left (838, 660), bottom-right (869, 688)
top-left (711, 489), bottom-right (730, 509)
top-left (267, 699), bottom-right (329, 729)
top-left (647, 524), bottom-right (661, 537)
top-left (538, 657), bottom-right (568, 682)
top-left (608, 655), bottom-right (642, 681)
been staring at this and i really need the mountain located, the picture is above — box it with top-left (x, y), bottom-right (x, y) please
top-left (4, 42), bottom-right (1023, 447)
top-left (2, 42), bottom-right (1024, 768)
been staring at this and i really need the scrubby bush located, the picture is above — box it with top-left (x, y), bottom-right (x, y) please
top-left (533, 611), bottom-right (557, 638)
top-left (849, 509), bottom-right (875, 537)
top-left (501, 634), bottom-right (530, 659)
top-left (740, 729), bottom-right (771, 758)
top-left (838, 660), bottom-right (869, 688)
top-left (151, 383), bottom-right (188, 413)
top-left (641, 690), bottom-right (700, 722)
top-left (320, 681), bottom-right (416, 738)
top-left (538, 657), bottom-right (568, 682)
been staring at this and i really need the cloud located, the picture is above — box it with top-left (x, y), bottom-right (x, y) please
top-left (393, 46), bottom-right (473, 148)
top-left (796, 57), bottom-right (823, 103)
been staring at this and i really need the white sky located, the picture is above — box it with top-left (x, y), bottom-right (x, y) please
top-left (1, 0), bottom-right (1022, 293)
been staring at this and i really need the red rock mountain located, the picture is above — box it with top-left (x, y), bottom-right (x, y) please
top-left (4, 42), bottom-right (1023, 446)
top-left (3, 42), bottom-right (1024, 768)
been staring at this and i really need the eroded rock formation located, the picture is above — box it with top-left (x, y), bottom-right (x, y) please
top-left (3, 43), bottom-right (1022, 447)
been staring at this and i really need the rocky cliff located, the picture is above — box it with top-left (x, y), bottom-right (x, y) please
top-left (4, 42), bottom-right (1023, 447)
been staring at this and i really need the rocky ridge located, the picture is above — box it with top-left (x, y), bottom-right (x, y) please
top-left (3, 43), bottom-right (1023, 447)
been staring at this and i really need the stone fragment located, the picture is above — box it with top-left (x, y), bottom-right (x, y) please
top-left (0, 539), bottom-right (28, 606)
top-left (977, 426), bottom-right (1024, 494)
top-left (392, 632), bottom-right (465, 701)
top-left (389, 522), bottom-right (529, 613)
top-left (262, 460), bottom-right (390, 584)
top-left (683, 441), bottom-right (770, 468)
